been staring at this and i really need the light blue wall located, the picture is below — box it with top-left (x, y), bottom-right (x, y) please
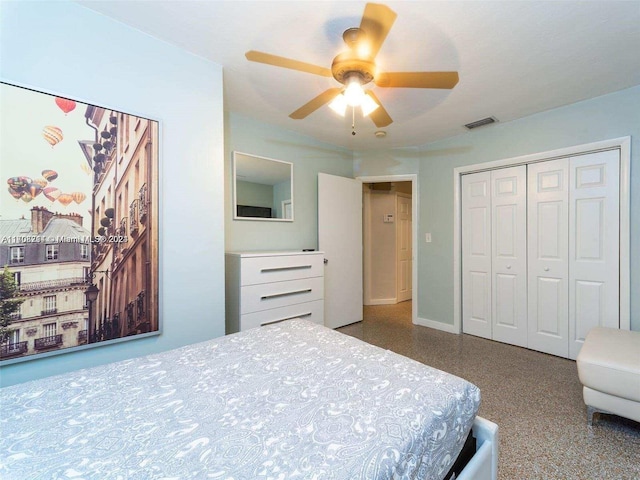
top-left (356, 86), bottom-right (640, 331)
top-left (0, 1), bottom-right (226, 386)
top-left (225, 113), bottom-right (353, 251)
top-left (354, 148), bottom-right (420, 176)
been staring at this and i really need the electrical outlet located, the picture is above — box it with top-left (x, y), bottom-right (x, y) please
top-left (425, 233), bottom-right (432, 243)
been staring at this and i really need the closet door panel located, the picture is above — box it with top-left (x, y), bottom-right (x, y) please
top-left (495, 273), bottom-right (517, 327)
top-left (568, 150), bottom-right (619, 359)
top-left (574, 280), bottom-right (604, 341)
top-left (462, 172), bottom-right (492, 339)
top-left (491, 166), bottom-right (527, 347)
top-left (528, 159), bottom-right (569, 357)
top-left (536, 277), bottom-right (563, 335)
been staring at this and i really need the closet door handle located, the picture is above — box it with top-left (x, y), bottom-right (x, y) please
top-left (261, 289), bottom-right (312, 300)
top-left (506, 265), bottom-right (512, 270)
top-left (544, 267), bottom-right (550, 271)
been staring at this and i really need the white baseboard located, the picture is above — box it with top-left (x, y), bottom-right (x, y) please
top-left (415, 317), bottom-right (459, 334)
top-left (364, 298), bottom-right (397, 306)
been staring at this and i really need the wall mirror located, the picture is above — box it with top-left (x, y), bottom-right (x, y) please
top-left (233, 151), bottom-right (293, 221)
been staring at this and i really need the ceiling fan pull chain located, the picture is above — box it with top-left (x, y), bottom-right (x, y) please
top-left (352, 106), bottom-right (356, 136)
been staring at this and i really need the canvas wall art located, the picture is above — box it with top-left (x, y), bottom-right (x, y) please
top-left (0, 82), bottom-right (160, 364)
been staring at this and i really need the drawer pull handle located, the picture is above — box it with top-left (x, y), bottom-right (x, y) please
top-left (261, 289), bottom-right (312, 300)
top-left (261, 265), bottom-right (312, 273)
top-left (261, 312), bottom-right (312, 326)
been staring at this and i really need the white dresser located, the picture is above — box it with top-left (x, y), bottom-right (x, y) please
top-left (225, 251), bottom-right (325, 334)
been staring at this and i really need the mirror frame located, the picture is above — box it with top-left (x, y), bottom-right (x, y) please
top-left (232, 151), bottom-right (294, 222)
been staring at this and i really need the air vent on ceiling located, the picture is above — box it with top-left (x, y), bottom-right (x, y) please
top-left (464, 116), bottom-right (498, 130)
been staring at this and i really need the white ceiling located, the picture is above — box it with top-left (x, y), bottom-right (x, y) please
top-left (78, 1), bottom-right (640, 150)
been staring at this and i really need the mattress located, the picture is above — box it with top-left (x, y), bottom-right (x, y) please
top-left (0, 319), bottom-right (480, 479)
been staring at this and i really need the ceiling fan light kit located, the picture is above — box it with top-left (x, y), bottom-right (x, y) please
top-left (360, 94), bottom-right (380, 116)
top-left (328, 76), bottom-right (380, 118)
top-left (245, 2), bottom-right (459, 132)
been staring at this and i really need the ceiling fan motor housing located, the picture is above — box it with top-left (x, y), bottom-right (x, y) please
top-left (331, 51), bottom-right (376, 85)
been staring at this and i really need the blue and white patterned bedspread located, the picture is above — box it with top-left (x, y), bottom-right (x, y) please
top-left (0, 319), bottom-right (480, 479)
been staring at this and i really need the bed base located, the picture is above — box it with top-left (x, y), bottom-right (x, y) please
top-left (456, 416), bottom-right (499, 480)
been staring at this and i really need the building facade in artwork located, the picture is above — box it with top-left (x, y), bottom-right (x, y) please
top-left (79, 106), bottom-right (158, 343)
top-left (0, 207), bottom-right (91, 361)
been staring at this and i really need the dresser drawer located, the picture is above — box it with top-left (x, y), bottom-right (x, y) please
top-left (240, 254), bottom-right (323, 286)
top-left (240, 277), bottom-right (324, 314)
top-left (240, 299), bottom-right (324, 331)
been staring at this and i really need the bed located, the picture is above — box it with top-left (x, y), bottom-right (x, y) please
top-left (0, 319), bottom-right (498, 479)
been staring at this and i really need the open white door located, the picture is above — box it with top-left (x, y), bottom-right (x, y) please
top-left (318, 173), bottom-right (363, 329)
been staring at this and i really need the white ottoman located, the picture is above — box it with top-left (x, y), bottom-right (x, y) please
top-left (576, 327), bottom-right (640, 426)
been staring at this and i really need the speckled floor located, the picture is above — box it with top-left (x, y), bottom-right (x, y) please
top-left (337, 302), bottom-right (640, 480)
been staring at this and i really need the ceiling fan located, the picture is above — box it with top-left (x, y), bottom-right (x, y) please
top-left (245, 3), bottom-right (459, 128)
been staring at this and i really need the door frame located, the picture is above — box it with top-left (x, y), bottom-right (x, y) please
top-left (453, 136), bottom-right (631, 334)
top-left (358, 174), bottom-right (418, 326)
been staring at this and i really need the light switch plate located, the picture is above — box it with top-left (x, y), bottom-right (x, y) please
top-left (425, 233), bottom-right (432, 243)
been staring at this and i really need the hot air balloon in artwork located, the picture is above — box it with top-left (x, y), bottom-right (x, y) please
top-left (42, 169), bottom-right (58, 182)
top-left (7, 176), bottom-right (31, 192)
top-left (55, 97), bottom-right (76, 115)
top-left (42, 126), bottom-right (63, 147)
top-left (71, 191), bottom-right (86, 204)
top-left (7, 179), bottom-right (21, 193)
top-left (20, 192), bottom-right (33, 203)
top-left (28, 183), bottom-right (43, 198)
top-left (8, 187), bottom-right (22, 200)
top-left (57, 193), bottom-right (74, 207)
top-left (33, 178), bottom-right (48, 188)
top-left (43, 187), bottom-right (61, 202)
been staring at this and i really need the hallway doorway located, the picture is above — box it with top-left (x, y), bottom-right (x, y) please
top-left (362, 180), bottom-right (413, 323)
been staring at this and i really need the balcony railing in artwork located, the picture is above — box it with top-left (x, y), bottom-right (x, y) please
top-left (130, 199), bottom-right (139, 235)
top-left (121, 291), bottom-right (148, 335)
top-left (0, 341), bottom-right (28, 358)
top-left (127, 301), bottom-right (136, 330)
top-left (78, 330), bottom-right (88, 344)
top-left (136, 290), bottom-right (145, 319)
top-left (34, 334), bottom-right (63, 350)
top-left (40, 308), bottom-right (58, 316)
top-left (90, 315), bottom-right (120, 343)
top-left (119, 217), bottom-right (128, 238)
top-left (139, 184), bottom-right (148, 223)
top-left (20, 277), bottom-right (87, 292)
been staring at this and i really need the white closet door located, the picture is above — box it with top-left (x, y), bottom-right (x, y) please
top-left (527, 159), bottom-right (569, 357)
top-left (491, 166), bottom-right (527, 347)
top-left (568, 150), bottom-right (620, 359)
top-left (462, 172), bottom-right (492, 339)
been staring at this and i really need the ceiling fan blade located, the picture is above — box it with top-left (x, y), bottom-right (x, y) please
top-left (245, 50), bottom-right (332, 77)
top-left (365, 91), bottom-right (393, 127)
top-left (375, 71), bottom-right (459, 89)
top-left (359, 3), bottom-right (397, 58)
top-left (289, 88), bottom-right (343, 119)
